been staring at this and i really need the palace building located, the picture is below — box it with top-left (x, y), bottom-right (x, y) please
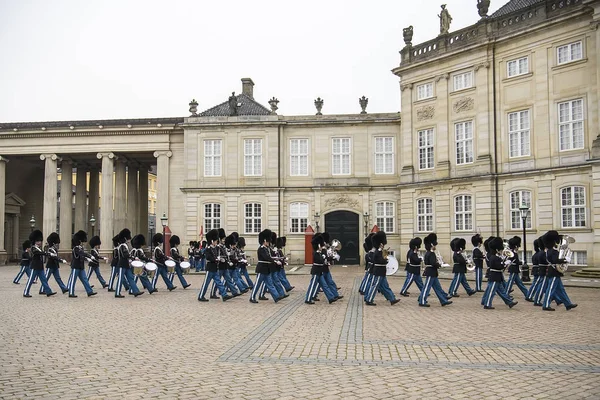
top-left (0, 0), bottom-right (598, 266)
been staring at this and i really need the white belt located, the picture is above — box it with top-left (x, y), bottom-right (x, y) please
top-left (374, 264), bottom-right (387, 267)
top-left (490, 269), bottom-right (503, 272)
top-left (257, 261), bottom-right (271, 263)
top-left (409, 264), bottom-right (421, 267)
top-left (313, 263), bottom-right (324, 266)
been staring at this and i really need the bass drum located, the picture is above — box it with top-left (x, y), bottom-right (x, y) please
top-left (386, 255), bottom-right (399, 276)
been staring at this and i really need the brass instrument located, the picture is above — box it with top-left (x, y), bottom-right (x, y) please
top-left (382, 247), bottom-right (390, 259)
top-left (556, 234), bottom-right (575, 273)
top-left (435, 250), bottom-right (450, 268)
top-left (501, 242), bottom-right (514, 259)
top-left (327, 239), bottom-right (342, 261)
top-left (466, 254), bottom-right (475, 272)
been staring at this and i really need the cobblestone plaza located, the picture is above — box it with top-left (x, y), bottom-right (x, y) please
top-left (1, 266), bottom-right (599, 399)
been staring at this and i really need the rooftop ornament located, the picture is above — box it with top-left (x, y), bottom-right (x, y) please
top-left (438, 4), bottom-right (453, 35)
top-left (268, 97), bottom-right (279, 115)
top-left (359, 96), bottom-right (369, 114)
top-left (314, 97), bottom-right (324, 116)
top-left (189, 99), bottom-right (198, 116)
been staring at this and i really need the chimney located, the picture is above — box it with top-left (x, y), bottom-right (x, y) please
top-left (241, 78), bottom-right (254, 99)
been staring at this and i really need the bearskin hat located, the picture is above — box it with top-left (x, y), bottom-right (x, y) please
top-left (75, 230), bottom-right (88, 243)
top-left (22, 240), bottom-right (31, 251)
top-left (543, 230), bottom-right (560, 249)
top-left (237, 237), bottom-right (246, 248)
top-left (132, 234), bottom-right (146, 248)
top-left (489, 237), bottom-right (504, 253)
top-left (225, 235), bottom-right (235, 247)
top-left (471, 233), bottom-right (482, 247)
top-left (311, 233), bottom-right (325, 250)
top-left (537, 236), bottom-right (546, 250)
top-left (112, 235), bottom-right (120, 247)
top-left (29, 229), bottom-right (43, 243)
top-left (231, 232), bottom-right (239, 241)
top-left (372, 231), bottom-right (387, 248)
top-left (280, 236), bottom-right (287, 247)
top-left (456, 238), bottom-right (466, 251)
top-left (424, 233), bottom-right (437, 250)
top-left (206, 229), bottom-right (219, 244)
top-left (218, 228), bottom-right (226, 240)
top-left (276, 237), bottom-right (284, 248)
top-left (169, 235), bottom-right (180, 247)
top-left (189, 240), bottom-right (195, 247)
top-left (483, 236), bottom-right (494, 253)
top-left (89, 235), bottom-right (101, 248)
top-left (533, 238), bottom-right (540, 253)
top-left (450, 238), bottom-right (459, 251)
top-left (47, 232), bottom-right (60, 246)
top-left (118, 228), bottom-right (131, 242)
top-left (409, 237), bottom-right (422, 249)
top-left (508, 236), bottom-right (521, 250)
top-left (322, 232), bottom-right (331, 244)
top-left (363, 233), bottom-right (374, 252)
top-left (258, 229), bottom-right (272, 244)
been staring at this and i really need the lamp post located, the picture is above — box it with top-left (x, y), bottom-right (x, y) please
top-left (313, 212), bottom-right (320, 233)
top-left (29, 215), bottom-right (36, 232)
top-left (519, 203), bottom-right (531, 282)
top-left (160, 213), bottom-right (168, 252)
top-left (90, 214), bottom-right (96, 237)
top-left (363, 212), bottom-right (370, 236)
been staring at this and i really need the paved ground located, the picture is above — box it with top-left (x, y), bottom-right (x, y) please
top-left (1, 265), bottom-right (599, 399)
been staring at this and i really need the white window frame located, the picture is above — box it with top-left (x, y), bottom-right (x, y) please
top-left (289, 202), bottom-right (309, 234)
top-left (332, 137), bottom-right (351, 175)
top-left (375, 201), bottom-right (395, 233)
top-left (571, 251), bottom-right (587, 266)
top-left (244, 138), bottom-right (262, 176)
top-left (561, 186), bottom-right (586, 228)
top-left (204, 203), bottom-right (222, 231)
top-left (416, 198), bottom-right (433, 232)
top-left (418, 128), bottom-right (434, 170)
top-left (416, 82), bottom-right (433, 101)
top-left (455, 121), bottom-right (474, 165)
top-left (290, 138), bottom-right (309, 176)
top-left (507, 56), bottom-right (529, 77)
top-left (454, 195), bottom-right (473, 232)
top-left (453, 71), bottom-right (473, 91)
top-left (509, 190), bottom-right (532, 230)
top-left (374, 137), bottom-right (394, 174)
top-left (557, 41), bottom-right (583, 65)
top-left (508, 110), bottom-right (531, 158)
top-left (204, 139), bottom-right (222, 177)
top-left (244, 203), bottom-right (262, 234)
top-left (558, 99), bottom-right (584, 151)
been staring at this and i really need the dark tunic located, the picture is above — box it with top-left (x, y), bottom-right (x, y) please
top-left (472, 247), bottom-right (484, 269)
top-left (372, 249), bottom-right (387, 277)
top-left (487, 253), bottom-right (505, 282)
top-left (422, 251), bottom-right (440, 277)
top-left (30, 245), bottom-right (45, 271)
top-left (452, 251), bottom-right (467, 274)
top-left (405, 249), bottom-right (422, 275)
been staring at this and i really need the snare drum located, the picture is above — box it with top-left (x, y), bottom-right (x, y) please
top-left (165, 260), bottom-right (176, 273)
top-left (180, 261), bottom-right (191, 274)
top-left (144, 262), bottom-right (157, 279)
top-left (131, 260), bottom-right (144, 276)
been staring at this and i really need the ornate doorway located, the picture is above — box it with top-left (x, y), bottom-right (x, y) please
top-left (324, 210), bottom-right (360, 265)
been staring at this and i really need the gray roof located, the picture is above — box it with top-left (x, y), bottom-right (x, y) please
top-left (491, 0), bottom-right (545, 17)
top-left (199, 93), bottom-right (271, 117)
top-left (0, 117), bottom-right (183, 130)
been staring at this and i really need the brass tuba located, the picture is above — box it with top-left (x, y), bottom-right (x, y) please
top-left (435, 250), bottom-right (450, 268)
top-left (557, 234), bottom-right (575, 273)
top-left (466, 254), bottom-right (475, 271)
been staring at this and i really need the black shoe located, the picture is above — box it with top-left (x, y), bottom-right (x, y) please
top-left (248, 286), bottom-right (254, 289)
top-left (442, 301), bottom-right (453, 306)
top-left (169, 286), bottom-right (177, 291)
top-left (282, 294), bottom-right (290, 299)
top-left (534, 302), bottom-right (542, 307)
top-left (484, 306), bottom-right (495, 309)
top-left (69, 294), bottom-right (77, 298)
top-left (88, 292), bottom-right (98, 297)
top-left (525, 297), bottom-right (534, 302)
top-left (405, 292), bottom-right (411, 295)
top-left (329, 298), bottom-right (338, 304)
top-left (183, 284), bottom-right (191, 289)
top-left (390, 299), bottom-right (400, 305)
top-left (108, 289), bottom-right (115, 292)
top-left (23, 294), bottom-right (32, 298)
top-left (359, 291), bottom-right (364, 295)
top-left (468, 291), bottom-right (476, 296)
top-left (543, 307), bottom-right (555, 311)
top-left (305, 300), bottom-right (315, 305)
top-left (286, 286), bottom-right (295, 292)
top-left (336, 295), bottom-right (344, 300)
top-left (249, 299), bottom-right (258, 303)
top-left (508, 301), bottom-right (518, 308)
top-left (399, 292), bottom-right (410, 297)
top-left (566, 304), bottom-right (578, 310)
top-left (313, 297), bottom-right (320, 301)
top-left (232, 293), bottom-right (241, 297)
top-left (259, 296), bottom-right (268, 301)
top-left (47, 292), bottom-right (57, 297)
top-left (90, 285), bottom-right (95, 289)
top-left (337, 287), bottom-right (341, 290)
top-left (556, 301), bottom-right (563, 306)
top-left (222, 295), bottom-right (233, 302)
top-left (150, 289), bottom-right (158, 294)
top-left (102, 284), bottom-right (109, 289)
top-left (451, 294), bottom-right (460, 298)
top-left (241, 289), bottom-right (249, 294)
top-left (115, 295), bottom-right (125, 298)
top-left (210, 295), bottom-right (219, 299)
top-left (134, 292), bottom-right (143, 297)
top-left (198, 297), bottom-right (209, 302)
top-left (62, 288), bottom-right (69, 294)
top-left (13, 282), bottom-right (20, 285)
top-left (509, 289), bottom-right (514, 293)
top-left (419, 303), bottom-right (430, 307)
top-left (365, 301), bottom-right (376, 306)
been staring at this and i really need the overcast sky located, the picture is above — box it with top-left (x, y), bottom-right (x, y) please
top-left (0, 0), bottom-right (503, 122)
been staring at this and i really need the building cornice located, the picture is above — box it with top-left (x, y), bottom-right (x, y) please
top-left (0, 129), bottom-right (182, 140)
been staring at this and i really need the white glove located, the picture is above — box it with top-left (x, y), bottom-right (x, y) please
top-left (334, 254), bottom-right (340, 261)
top-left (504, 260), bottom-right (512, 267)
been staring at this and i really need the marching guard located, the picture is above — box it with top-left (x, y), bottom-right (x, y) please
top-left (250, 229), bottom-right (282, 303)
top-left (505, 236), bottom-right (528, 298)
top-left (237, 237), bottom-right (254, 289)
top-left (41, 232), bottom-right (68, 294)
top-left (23, 230), bottom-right (56, 297)
top-left (198, 229), bottom-right (231, 302)
top-left (533, 236), bottom-right (549, 306)
top-left (399, 237), bottom-right (424, 297)
top-left (364, 231), bottom-right (399, 306)
top-left (131, 234), bottom-right (157, 294)
top-left (13, 240), bottom-right (32, 284)
top-left (68, 230), bottom-right (97, 298)
top-left (275, 237), bottom-right (294, 292)
top-left (359, 233), bottom-right (375, 296)
top-left (151, 233), bottom-right (177, 291)
top-left (305, 234), bottom-right (337, 305)
top-left (87, 235), bottom-right (108, 289)
top-left (481, 237), bottom-right (517, 309)
top-left (526, 238), bottom-right (541, 302)
top-left (418, 233), bottom-right (452, 307)
top-left (115, 228), bottom-right (143, 298)
top-left (448, 238), bottom-right (476, 297)
top-left (169, 235), bottom-right (191, 289)
top-left (542, 231), bottom-right (577, 311)
top-left (471, 234), bottom-right (485, 292)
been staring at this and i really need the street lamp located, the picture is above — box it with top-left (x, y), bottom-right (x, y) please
top-left (29, 215), bottom-right (36, 232)
top-left (161, 213), bottom-right (168, 252)
top-left (313, 212), bottom-right (320, 233)
top-left (363, 212), bottom-right (370, 236)
top-left (519, 203), bottom-right (531, 282)
top-left (90, 214), bottom-right (96, 237)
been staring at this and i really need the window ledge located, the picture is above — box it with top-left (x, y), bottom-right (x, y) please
top-left (559, 227), bottom-right (592, 233)
top-left (414, 97), bottom-right (437, 104)
top-left (450, 86), bottom-right (476, 95)
top-left (552, 58), bottom-right (587, 71)
top-left (503, 72), bottom-right (533, 83)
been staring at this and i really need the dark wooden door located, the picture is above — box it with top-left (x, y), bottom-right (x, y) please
top-left (324, 211), bottom-right (360, 265)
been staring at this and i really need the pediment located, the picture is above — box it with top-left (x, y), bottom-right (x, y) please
top-left (6, 192), bottom-right (26, 207)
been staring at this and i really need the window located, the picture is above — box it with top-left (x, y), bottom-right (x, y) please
top-left (509, 191), bottom-right (532, 230)
top-left (571, 251), bottom-right (587, 266)
top-left (416, 198), bottom-right (433, 232)
top-left (376, 201), bottom-right (395, 233)
top-left (375, 137), bottom-right (394, 174)
top-left (508, 110), bottom-right (530, 158)
top-left (416, 82), bottom-right (433, 100)
top-left (289, 202), bottom-right (308, 233)
top-left (507, 57), bottom-right (529, 77)
top-left (519, 250), bottom-right (533, 265)
top-left (290, 139), bottom-right (308, 176)
top-left (557, 41), bottom-right (583, 64)
top-left (454, 195), bottom-right (473, 231)
top-left (244, 139), bottom-right (262, 176)
top-left (418, 129), bottom-right (434, 170)
top-left (204, 139), bottom-right (222, 177)
top-left (453, 71), bottom-right (473, 91)
top-left (332, 138), bottom-right (351, 175)
top-left (561, 186), bottom-right (586, 228)
top-left (244, 203), bottom-right (262, 234)
top-left (204, 203), bottom-right (221, 230)
top-left (455, 121), bottom-right (474, 164)
top-left (558, 99), bottom-right (584, 151)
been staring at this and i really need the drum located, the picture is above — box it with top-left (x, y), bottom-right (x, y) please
top-left (386, 255), bottom-right (399, 276)
top-left (144, 262), bottom-right (157, 279)
top-left (131, 260), bottom-right (144, 276)
top-left (180, 261), bottom-right (191, 274)
top-left (165, 260), bottom-right (176, 273)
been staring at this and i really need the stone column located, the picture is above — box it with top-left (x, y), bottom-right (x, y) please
top-left (74, 166), bottom-right (87, 232)
top-left (400, 83), bottom-right (414, 183)
top-left (138, 166), bottom-right (149, 239)
top-left (153, 151), bottom-right (172, 226)
top-left (126, 166), bottom-right (138, 233)
top-left (59, 161), bottom-right (73, 245)
top-left (12, 214), bottom-right (20, 257)
top-left (97, 152), bottom-right (115, 250)
top-left (435, 73), bottom-right (450, 179)
top-left (0, 156), bottom-right (7, 253)
top-left (88, 168), bottom-right (99, 235)
top-left (114, 159), bottom-right (127, 233)
top-left (40, 154), bottom-right (60, 236)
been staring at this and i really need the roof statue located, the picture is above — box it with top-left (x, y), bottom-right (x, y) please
top-left (438, 4), bottom-right (452, 35)
top-left (228, 92), bottom-right (238, 116)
